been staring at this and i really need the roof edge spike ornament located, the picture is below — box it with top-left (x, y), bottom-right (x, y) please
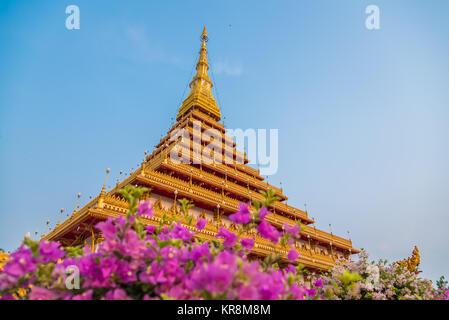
top-left (56, 208), bottom-right (64, 226)
top-left (72, 193), bottom-right (81, 216)
top-left (177, 26), bottom-right (221, 121)
top-left (98, 168), bottom-right (110, 209)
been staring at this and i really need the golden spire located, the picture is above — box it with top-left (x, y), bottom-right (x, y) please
top-left (97, 168), bottom-right (110, 208)
top-left (177, 26), bottom-right (221, 121)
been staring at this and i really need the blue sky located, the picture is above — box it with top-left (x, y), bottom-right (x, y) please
top-left (1, 0), bottom-right (448, 282)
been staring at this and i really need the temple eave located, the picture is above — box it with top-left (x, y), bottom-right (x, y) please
top-left (47, 168), bottom-right (356, 254)
top-left (47, 203), bottom-right (353, 271)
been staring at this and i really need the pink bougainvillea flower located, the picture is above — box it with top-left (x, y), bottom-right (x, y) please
top-left (188, 251), bottom-right (237, 293)
top-left (39, 240), bottom-right (65, 263)
top-left (258, 207), bottom-right (271, 220)
top-left (189, 243), bottom-right (211, 263)
top-left (29, 286), bottom-right (56, 300)
top-left (170, 222), bottom-right (195, 242)
top-left (72, 289), bottom-right (93, 300)
top-left (104, 288), bottom-right (130, 300)
top-left (96, 218), bottom-right (117, 240)
top-left (2, 246), bottom-right (36, 279)
top-left (228, 202), bottom-right (251, 225)
top-left (195, 218), bottom-right (207, 230)
top-left (241, 237), bottom-right (255, 251)
top-left (285, 264), bottom-right (296, 274)
top-left (306, 288), bottom-right (316, 298)
top-left (216, 228), bottom-right (238, 248)
top-left (290, 282), bottom-right (307, 300)
top-left (137, 201), bottom-right (153, 217)
top-left (237, 285), bottom-right (258, 300)
top-left (145, 225), bottom-right (155, 234)
top-left (314, 278), bottom-right (323, 288)
top-left (287, 249), bottom-right (299, 261)
top-left (257, 220), bottom-right (280, 243)
top-left (284, 223), bottom-right (301, 238)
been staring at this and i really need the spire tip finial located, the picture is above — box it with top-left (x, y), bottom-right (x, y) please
top-left (201, 26), bottom-right (208, 42)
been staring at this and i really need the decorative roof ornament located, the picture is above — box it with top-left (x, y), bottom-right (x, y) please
top-left (43, 219), bottom-right (50, 237)
top-left (0, 250), bottom-right (9, 272)
top-left (97, 168), bottom-right (110, 208)
top-left (56, 208), bottom-right (64, 226)
top-left (72, 193), bottom-right (81, 216)
top-left (397, 246), bottom-right (421, 273)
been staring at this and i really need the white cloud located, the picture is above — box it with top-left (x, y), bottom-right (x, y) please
top-left (123, 25), bottom-right (181, 66)
top-left (212, 59), bottom-right (243, 76)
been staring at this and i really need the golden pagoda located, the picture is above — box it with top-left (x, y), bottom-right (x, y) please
top-left (45, 27), bottom-right (359, 272)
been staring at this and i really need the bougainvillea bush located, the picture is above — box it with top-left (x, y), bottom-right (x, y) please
top-left (0, 186), bottom-right (447, 300)
top-left (0, 187), bottom-right (321, 300)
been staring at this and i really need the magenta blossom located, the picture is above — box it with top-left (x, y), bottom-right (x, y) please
top-left (284, 223), bottom-right (301, 238)
top-left (257, 220), bottom-right (280, 243)
top-left (228, 203), bottom-right (251, 225)
top-left (104, 288), bottom-right (130, 300)
top-left (306, 288), bottom-right (316, 298)
top-left (170, 222), bottom-right (195, 242)
top-left (196, 218), bottom-right (207, 230)
top-left (189, 243), bottom-right (211, 263)
top-left (137, 201), bottom-right (153, 217)
top-left (145, 225), bottom-right (155, 234)
top-left (29, 287), bottom-right (56, 300)
top-left (314, 278), bottom-right (323, 288)
top-left (96, 218), bottom-right (117, 240)
top-left (72, 290), bottom-right (93, 300)
top-left (216, 228), bottom-right (238, 248)
top-left (241, 238), bottom-right (255, 251)
top-left (287, 249), bottom-right (299, 261)
top-left (258, 207), bottom-right (271, 220)
top-left (39, 240), bottom-right (65, 263)
top-left (285, 264), bottom-right (296, 274)
top-left (188, 251), bottom-right (237, 294)
top-left (2, 246), bottom-right (36, 279)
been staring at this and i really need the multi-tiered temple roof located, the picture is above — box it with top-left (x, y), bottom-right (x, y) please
top-left (45, 27), bottom-right (359, 271)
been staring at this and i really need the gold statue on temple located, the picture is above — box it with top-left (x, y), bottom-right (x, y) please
top-left (0, 250), bottom-right (9, 272)
top-left (397, 246), bottom-right (420, 272)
